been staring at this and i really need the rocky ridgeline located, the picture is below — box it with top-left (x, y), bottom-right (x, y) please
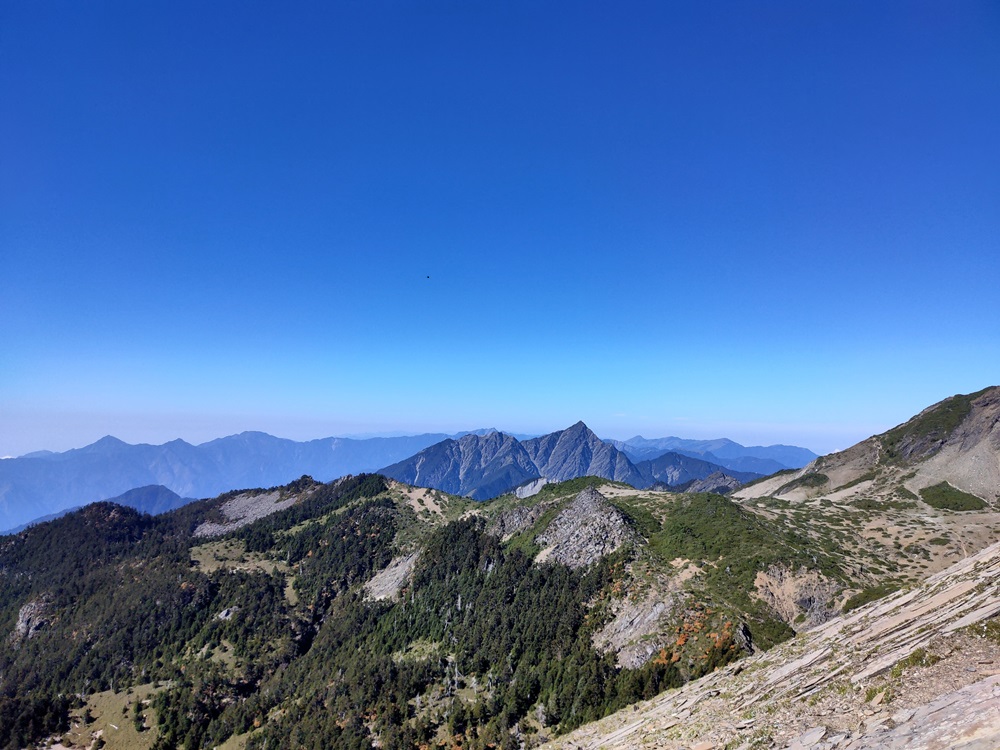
top-left (685, 471), bottom-right (745, 495)
top-left (541, 538), bottom-right (1000, 750)
top-left (486, 502), bottom-right (549, 542)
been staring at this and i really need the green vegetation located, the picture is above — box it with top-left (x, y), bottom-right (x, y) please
top-left (834, 470), bottom-right (876, 492)
top-left (918, 482), bottom-right (986, 511)
top-left (644, 493), bottom-right (843, 648)
top-left (776, 473), bottom-right (829, 494)
top-left (880, 388), bottom-right (990, 463)
top-left (966, 616), bottom-right (1000, 646)
top-left (889, 647), bottom-right (940, 678)
top-left (607, 498), bottom-right (662, 539)
top-left (0, 476), bottom-right (758, 750)
top-left (852, 498), bottom-right (917, 511)
top-left (738, 468), bottom-right (796, 489)
top-left (842, 582), bottom-right (900, 613)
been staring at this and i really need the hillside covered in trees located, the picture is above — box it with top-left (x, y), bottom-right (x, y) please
top-left (1, 473), bottom-right (870, 749)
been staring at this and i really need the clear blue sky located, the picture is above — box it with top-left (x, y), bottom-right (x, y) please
top-left (2, 1), bottom-right (998, 457)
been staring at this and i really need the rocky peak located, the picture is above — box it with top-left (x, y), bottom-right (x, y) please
top-left (523, 423), bottom-right (645, 486)
top-left (535, 487), bottom-right (637, 568)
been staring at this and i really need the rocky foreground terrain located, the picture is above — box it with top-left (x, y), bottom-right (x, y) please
top-left (542, 533), bottom-right (1000, 750)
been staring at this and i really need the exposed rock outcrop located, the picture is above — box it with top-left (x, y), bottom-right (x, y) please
top-left (684, 471), bottom-right (745, 495)
top-left (736, 386), bottom-right (1000, 505)
top-left (486, 503), bottom-right (549, 541)
top-left (364, 553), bottom-right (420, 601)
top-left (540, 535), bottom-right (1000, 750)
top-left (754, 564), bottom-right (841, 631)
top-left (10, 597), bottom-right (52, 646)
top-left (535, 487), bottom-right (637, 568)
top-left (592, 592), bottom-right (681, 669)
top-left (515, 477), bottom-right (548, 499)
top-left (194, 485), bottom-right (312, 537)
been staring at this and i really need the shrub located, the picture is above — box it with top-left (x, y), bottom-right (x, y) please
top-left (919, 482), bottom-right (986, 512)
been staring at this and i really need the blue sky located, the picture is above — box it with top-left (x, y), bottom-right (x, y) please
top-left (2, 1), bottom-right (998, 457)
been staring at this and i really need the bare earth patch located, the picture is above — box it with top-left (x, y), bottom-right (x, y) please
top-left (364, 552), bottom-right (419, 601)
top-left (194, 490), bottom-right (302, 537)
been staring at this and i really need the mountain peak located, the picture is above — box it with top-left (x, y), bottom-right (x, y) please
top-left (82, 435), bottom-right (128, 452)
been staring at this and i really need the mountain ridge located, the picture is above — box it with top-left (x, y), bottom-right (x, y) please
top-left (1, 427), bottom-right (812, 532)
top-left (0, 386), bottom-right (997, 749)
top-left (380, 423), bottom-right (761, 499)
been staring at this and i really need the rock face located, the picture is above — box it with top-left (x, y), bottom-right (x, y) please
top-left (10, 598), bottom-right (51, 645)
top-left (753, 564), bottom-right (841, 631)
top-left (364, 553), bottom-right (419, 601)
top-left (534, 487), bottom-right (637, 569)
top-left (194, 486), bottom-right (312, 537)
top-left (515, 477), bottom-right (548, 499)
top-left (592, 592), bottom-right (680, 669)
top-left (540, 535), bottom-right (1000, 750)
top-left (382, 423), bottom-right (756, 501)
top-left (523, 422), bottom-right (646, 487)
top-left (380, 432), bottom-right (540, 500)
top-left (486, 503), bottom-right (548, 541)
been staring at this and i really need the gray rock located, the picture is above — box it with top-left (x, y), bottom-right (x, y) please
top-left (535, 487), bottom-right (637, 568)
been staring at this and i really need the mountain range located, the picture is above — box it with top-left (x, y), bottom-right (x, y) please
top-left (0, 427), bottom-right (814, 532)
top-left (0, 386), bottom-right (996, 750)
top-left (380, 421), bottom-right (763, 499)
top-left (608, 436), bottom-right (815, 474)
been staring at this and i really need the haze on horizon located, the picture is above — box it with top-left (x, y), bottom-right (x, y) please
top-left (2, 2), bottom-right (998, 460)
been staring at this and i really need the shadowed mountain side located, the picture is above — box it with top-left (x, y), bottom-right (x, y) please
top-left (104, 485), bottom-right (194, 516)
top-left (379, 432), bottom-right (540, 500)
top-left (381, 423), bottom-right (760, 500)
top-left (634, 451), bottom-right (761, 488)
top-left (674, 450), bottom-right (788, 476)
top-left (522, 422), bottom-right (646, 486)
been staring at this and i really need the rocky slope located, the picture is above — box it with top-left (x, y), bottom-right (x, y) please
top-left (735, 386), bottom-right (999, 506)
top-left (533, 486), bottom-right (638, 568)
top-left (379, 431), bottom-right (540, 500)
top-left (522, 422), bottom-right (646, 486)
top-left (540, 537), bottom-right (1000, 750)
top-left (732, 386), bottom-right (1000, 584)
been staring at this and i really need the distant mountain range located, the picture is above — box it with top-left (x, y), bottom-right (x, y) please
top-left (0, 426), bottom-right (814, 532)
top-left (380, 422), bottom-right (766, 499)
top-left (607, 436), bottom-right (815, 475)
top-left (0, 431), bottom-right (470, 532)
top-left (1, 387), bottom-right (995, 750)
